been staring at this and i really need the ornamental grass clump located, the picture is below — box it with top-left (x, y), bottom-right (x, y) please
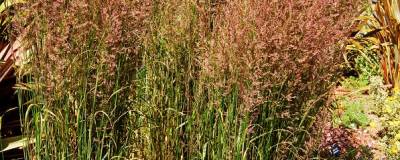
top-left (13, 0), bottom-right (361, 159)
top-left (14, 0), bottom-right (151, 159)
top-left (134, 0), bottom-right (361, 159)
top-left (204, 0), bottom-right (361, 158)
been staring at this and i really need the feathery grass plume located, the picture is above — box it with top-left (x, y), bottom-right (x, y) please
top-left (130, 0), bottom-right (252, 158)
top-left (204, 0), bottom-right (362, 158)
top-left (13, 0), bottom-right (152, 159)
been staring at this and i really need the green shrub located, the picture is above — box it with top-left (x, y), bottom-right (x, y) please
top-left (334, 100), bottom-right (370, 128)
top-left (341, 76), bottom-right (369, 90)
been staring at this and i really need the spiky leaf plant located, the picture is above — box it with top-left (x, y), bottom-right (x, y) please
top-left (372, 0), bottom-right (400, 91)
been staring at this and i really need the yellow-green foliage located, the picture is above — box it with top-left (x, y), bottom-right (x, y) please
top-left (336, 75), bottom-right (400, 158)
top-left (375, 96), bottom-right (400, 156)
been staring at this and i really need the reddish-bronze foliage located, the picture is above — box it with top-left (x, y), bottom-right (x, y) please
top-left (200, 0), bottom-right (362, 157)
top-left (13, 0), bottom-right (152, 102)
top-left (202, 0), bottom-right (362, 109)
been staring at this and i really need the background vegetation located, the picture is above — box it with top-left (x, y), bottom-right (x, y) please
top-left (327, 0), bottom-right (400, 159)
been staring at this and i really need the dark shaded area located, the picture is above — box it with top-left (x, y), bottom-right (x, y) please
top-left (0, 77), bottom-right (17, 113)
top-left (342, 69), bottom-right (359, 78)
top-left (0, 149), bottom-right (24, 160)
top-left (0, 74), bottom-right (24, 160)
